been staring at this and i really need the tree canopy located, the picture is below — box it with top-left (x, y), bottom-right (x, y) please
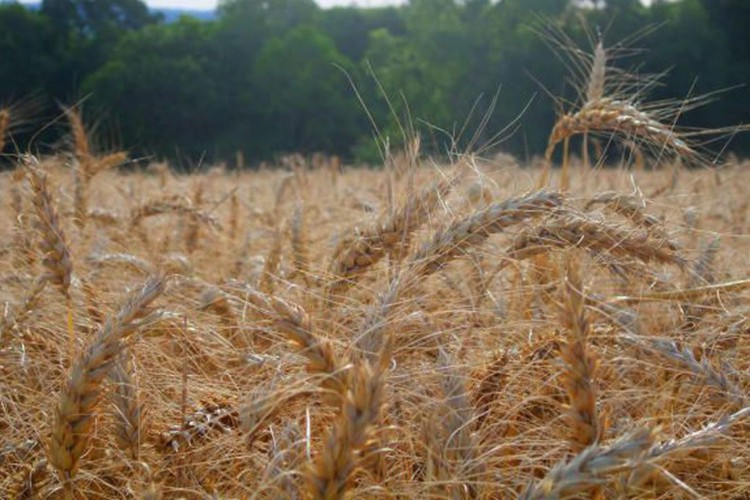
top-left (0, 0), bottom-right (748, 166)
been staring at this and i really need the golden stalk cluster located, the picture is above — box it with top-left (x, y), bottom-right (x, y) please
top-left (2, 35), bottom-right (750, 499)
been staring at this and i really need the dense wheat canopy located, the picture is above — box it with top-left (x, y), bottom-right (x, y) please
top-left (1, 145), bottom-right (750, 498)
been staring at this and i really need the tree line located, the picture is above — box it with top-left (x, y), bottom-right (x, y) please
top-left (1, 0), bottom-right (748, 166)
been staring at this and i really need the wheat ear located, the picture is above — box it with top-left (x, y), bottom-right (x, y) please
top-left (242, 286), bottom-right (347, 402)
top-left (290, 202), bottom-right (312, 285)
top-left (49, 276), bottom-right (166, 481)
top-left (519, 428), bottom-right (656, 500)
top-left (410, 190), bottom-right (563, 276)
top-left (328, 176), bottom-right (454, 296)
top-left (110, 354), bottom-right (145, 460)
top-left (260, 225), bottom-right (282, 294)
top-left (559, 257), bottom-right (602, 451)
top-left (507, 211), bottom-right (684, 268)
top-left (24, 157), bottom-right (74, 299)
top-left (436, 349), bottom-right (481, 497)
top-left (24, 156), bottom-right (77, 357)
top-left (585, 191), bottom-right (661, 229)
top-left (546, 98), bottom-right (696, 169)
top-left (307, 358), bottom-right (387, 499)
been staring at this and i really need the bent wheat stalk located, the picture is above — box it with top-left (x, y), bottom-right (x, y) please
top-left (49, 276), bottom-right (166, 481)
top-left (328, 176), bottom-right (454, 296)
top-left (410, 190), bottom-right (563, 276)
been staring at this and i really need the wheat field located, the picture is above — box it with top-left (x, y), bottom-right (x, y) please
top-left (1, 140), bottom-right (749, 498)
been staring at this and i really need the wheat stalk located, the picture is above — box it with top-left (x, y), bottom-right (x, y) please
top-left (307, 358), bottom-right (387, 499)
top-left (410, 190), bottom-right (563, 276)
top-left (608, 278), bottom-right (750, 304)
top-left (24, 157), bottom-right (74, 299)
top-left (49, 275), bottom-right (166, 481)
top-left (559, 257), bottom-right (602, 451)
top-left (328, 176), bottom-right (454, 296)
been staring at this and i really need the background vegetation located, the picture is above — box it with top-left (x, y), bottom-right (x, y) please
top-left (0, 0), bottom-right (748, 165)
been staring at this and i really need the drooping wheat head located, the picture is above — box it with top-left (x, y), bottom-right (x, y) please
top-left (49, 276), bottom-right (166, 481)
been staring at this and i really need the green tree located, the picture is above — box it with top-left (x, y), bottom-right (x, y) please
top-left (41, 0), bottom-right (156, 37)
top-left (253, 25), bottom-right (361, 156)
top-left (83, 18), bottom-right (222, 162)
top-left (317, 6), bottom-right (404, 62)
top-left (0, 5), bottom-right (58, 98)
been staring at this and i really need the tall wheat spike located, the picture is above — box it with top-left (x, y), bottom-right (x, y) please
top-left (539, 36), bottom-right (699, 190)
top-left (49, 276), bottom-right (166, 482)
top-left (24, 156), bottom-right (77, 358)
top-left (24, 157), bottom-right (74, 299)
top-left (559, 257), bottom-right (602, 451)
top-left (409, 190), bottom-right (562, 276)
top-left (307, 358), bottom-right (387, 499)
top-left (328, 176), bottom-right (454, 296)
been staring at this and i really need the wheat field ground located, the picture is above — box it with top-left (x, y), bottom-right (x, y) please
top-left (1, 151), bottom-right (750, 499)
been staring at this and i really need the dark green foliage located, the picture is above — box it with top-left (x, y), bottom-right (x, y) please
top-left (1, 0), bottom-right (749, 166)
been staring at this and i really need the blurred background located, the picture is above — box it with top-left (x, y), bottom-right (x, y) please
top-left (0, 0), bottom-right (748, 167)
